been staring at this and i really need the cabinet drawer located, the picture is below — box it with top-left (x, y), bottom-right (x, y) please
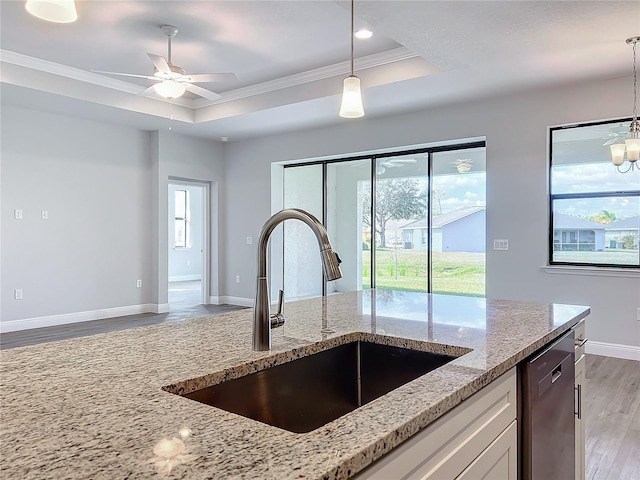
top-left (356, 368), bottom-right (517, 480)
top-left (456, 420), bottom-right (517, 480)
top-left (573, 320), bottom-right (587, 359)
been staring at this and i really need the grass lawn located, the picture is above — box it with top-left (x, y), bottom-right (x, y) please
top-left (363, 248), bottom-right (486, 297)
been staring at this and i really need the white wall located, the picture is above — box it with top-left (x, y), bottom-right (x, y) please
top-left (223, 75), bottom-right (640, 351)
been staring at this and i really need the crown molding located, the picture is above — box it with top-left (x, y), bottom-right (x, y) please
top-left (0, 49), bottom-right (194, 108)
top-left (192, 47), bottom-right (423, 109)
top-left (1, 47), bottom-right (424, 112)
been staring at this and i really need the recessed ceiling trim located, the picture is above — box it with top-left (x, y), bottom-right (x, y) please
top-left (191, 47), bottom-right (430, 109)
top-left (0, 49), bottom-right (194, 108)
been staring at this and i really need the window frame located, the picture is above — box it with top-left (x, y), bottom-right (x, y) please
top-left (174, 189), bottom-right (190, 249)
top-left (548, 118), bottom-right (640, 269)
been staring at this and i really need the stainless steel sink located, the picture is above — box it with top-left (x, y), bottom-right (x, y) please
top-left (178, 341), bottom-right (460, 433)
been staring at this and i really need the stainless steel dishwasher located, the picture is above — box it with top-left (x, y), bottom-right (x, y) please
top-left (520, 329), bottom-right (575, 480)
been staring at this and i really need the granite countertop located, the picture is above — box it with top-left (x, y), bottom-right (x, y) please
top-left (0, 290), bottom-right (589, 479)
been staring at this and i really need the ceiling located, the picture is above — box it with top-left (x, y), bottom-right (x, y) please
top-left (1, 1), bottom-right (639, 142)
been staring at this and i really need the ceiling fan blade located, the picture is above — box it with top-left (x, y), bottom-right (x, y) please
top-left (147, 53), bottom-right (171, 74)
top-left (183, 83), bottom-right (221, 101)
top-left (92, 70), bottom-right (157, 81)
top-left (137, 85), bottom-right (158, 97)
top-left (184, 73), bottom-right (238, 83)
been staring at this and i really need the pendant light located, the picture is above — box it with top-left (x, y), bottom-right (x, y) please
top-left (25, 0), bottom-right (77, 23)
top-left (610, 36), bottom-right (640, 173)
top-left (339, 0), bottom-right (365, 118)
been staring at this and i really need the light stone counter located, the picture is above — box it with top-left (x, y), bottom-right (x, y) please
top-left (0, 291), bottom-right (589, 479)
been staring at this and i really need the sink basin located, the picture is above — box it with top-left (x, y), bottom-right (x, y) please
top-left (176, 340), bottom-right (460, 433)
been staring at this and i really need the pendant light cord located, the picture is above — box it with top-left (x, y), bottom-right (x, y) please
top-left (350, 0), bottom-right (355, 76)
top-left (633, 39), bottom-right (637, 122)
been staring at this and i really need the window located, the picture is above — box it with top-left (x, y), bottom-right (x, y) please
top-left (550, 119), bottom-right (640, 267)
top-left (174, 189), bottom-right (190, 248)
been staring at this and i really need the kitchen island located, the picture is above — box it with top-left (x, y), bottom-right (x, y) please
top-left (0, 291), bottom-right (589, 479)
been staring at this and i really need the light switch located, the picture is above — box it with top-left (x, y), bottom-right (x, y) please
top-left (14, 289), bottom-right (23, 300)
top-left (41, 210), bottom-right (49, 220)
top-left (247, 236), bottom-right (253, 245)
top-left (493, 239), bottom-right (509, 251)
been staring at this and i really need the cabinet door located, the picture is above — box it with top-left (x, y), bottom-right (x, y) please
top-left (575, 354), bottom-right (586, 480)
top-left (456, 420), bottom-right (517, 480)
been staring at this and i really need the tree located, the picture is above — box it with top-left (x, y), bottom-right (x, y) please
top-left (591, 210), bottom-right (617, 224)
top-left (363, 178), bottom-right (426, 247)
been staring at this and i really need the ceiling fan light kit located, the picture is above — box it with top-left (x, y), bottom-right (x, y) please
top-left (154, 80), bottom-right (186, 99)
top-left (339, 0), bottom-right (365, 118)
top-left (25, 0), bottom-right (77, 23)
top-left (610, 36), bottom-right (640, 173)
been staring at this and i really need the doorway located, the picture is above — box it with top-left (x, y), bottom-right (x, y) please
top-left (168, 181), bottom-right (209, 310)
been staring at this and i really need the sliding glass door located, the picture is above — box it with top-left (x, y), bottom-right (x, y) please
top-left (281, 142), bottom-right (486, 299)
top-left (431, 148), bottom-right (486, 296)
top-left (374, 153), bottom-right (428, 292)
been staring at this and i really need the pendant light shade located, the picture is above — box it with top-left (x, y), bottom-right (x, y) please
top-left (610, 36), bottom-right (640, 173)
top-left (339, 0), bottom-right (364, 118)
top-left (154, 80), bottom-right (186, 99)
top-left (25, 0), bottom-right (77, 23)
top-left (339, 76), bottom-right (365, 118)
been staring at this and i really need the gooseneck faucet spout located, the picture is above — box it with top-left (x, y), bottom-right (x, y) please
top-left (253, 208), bottom-right (342, 351)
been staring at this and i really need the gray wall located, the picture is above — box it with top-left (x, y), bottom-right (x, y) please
top-left (1, 107), bottom-right (224, 324)
top-left (1, 75), bottom-right (638, 350)
top-left (223, 75), bottom-right (640, 348)
top-left (1, 106), bottom-right (152, 320)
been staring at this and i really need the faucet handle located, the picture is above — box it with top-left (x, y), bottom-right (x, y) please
top-left (270, 289), bottom-right (285, 328)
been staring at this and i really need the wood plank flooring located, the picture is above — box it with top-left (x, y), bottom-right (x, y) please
top-left (0, 281), bottom-right (248, 350)
top-left (585, 354), bottom-right (640, 480)
top-left (2, 296), bottom-right (638, 480)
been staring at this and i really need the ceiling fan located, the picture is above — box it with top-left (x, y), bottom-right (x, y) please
top-left (93, 25), bottom-right (237, 100)
top-left (379, 158), bottom-right (417, 168)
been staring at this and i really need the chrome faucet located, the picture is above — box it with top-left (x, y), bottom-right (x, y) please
top-left (253, 208), bottom-right (342, 351)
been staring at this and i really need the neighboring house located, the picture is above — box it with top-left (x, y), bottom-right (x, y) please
top-left (605, 216), bottom-right (640, 249)
top-left (553, 213), bottom-right (606, 251)
top-left (400, 206), bottom-right (486, 252)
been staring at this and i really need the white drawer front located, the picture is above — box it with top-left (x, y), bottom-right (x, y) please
top-left (356, 368), bottom-right (517, 480)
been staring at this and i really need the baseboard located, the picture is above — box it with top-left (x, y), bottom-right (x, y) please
top-left (168, 274), bottom-right (202, 282)
top-left (0, 303), bottom-right (169, 333)
top-left (586, 341), bottom-right (640, 361)
top-left (218, 296), bottom-right (254, 307)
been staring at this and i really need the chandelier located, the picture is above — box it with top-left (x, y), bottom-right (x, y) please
top-left (610, 37), bottom-right (640, 173)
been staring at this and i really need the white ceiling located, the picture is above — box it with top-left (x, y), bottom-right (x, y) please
top-left (1, 0), bottom-right (639, 142)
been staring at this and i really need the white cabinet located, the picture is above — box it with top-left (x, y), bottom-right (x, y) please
top-left (574, 320), bottom-right (587, 480)
top-left (356, 368), bottom-right (517, 480)
top-left (456, 420), bottom-right (517, 480)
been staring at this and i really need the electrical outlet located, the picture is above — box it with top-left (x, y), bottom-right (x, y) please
top-left (186, 260), bottom-right (191, 266)
top-left (493, 239), bottom-right (509, 251)
top-left (14, 289), bottom-right (23, 300)
top-left (136, 280), bottom-right (142, 288)
top-left (41, 210), bottom-right (49, 220)
top-left (236, 275), bottom-right (240, 283)
top-left (14, 209), bottom-right (23, 220)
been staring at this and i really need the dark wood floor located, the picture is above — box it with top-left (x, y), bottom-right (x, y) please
top-left (2, 298), bottom-right (638, 479)
top-left (0, 281), bottom-right (247, 350)
top-left (584, 354), bottom-right (640, 480)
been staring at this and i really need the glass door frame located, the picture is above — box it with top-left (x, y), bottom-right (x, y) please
top-left (282, 140), bottom-right (486, 293)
